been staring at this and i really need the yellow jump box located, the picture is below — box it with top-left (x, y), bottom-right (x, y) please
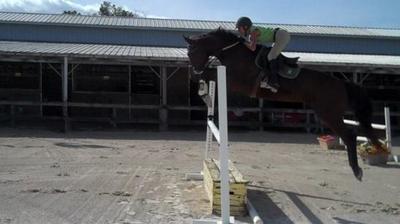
top-left (203, 158), bottom-right (249, 216)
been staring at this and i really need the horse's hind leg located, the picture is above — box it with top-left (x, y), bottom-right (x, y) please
top-left (335, 123), bottom-right (363, 181)
top-left (316, 111), bottom-right (363, 181)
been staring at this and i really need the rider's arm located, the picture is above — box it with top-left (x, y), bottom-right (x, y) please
top-left (245, 29), bottom-right (259, 51)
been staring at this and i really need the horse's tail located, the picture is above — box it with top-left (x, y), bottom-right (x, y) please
top-left (345, 82), bottom-right (384, 150)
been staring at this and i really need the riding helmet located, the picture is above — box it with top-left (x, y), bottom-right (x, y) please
top-left (236, 17), bottom-right (253, 28)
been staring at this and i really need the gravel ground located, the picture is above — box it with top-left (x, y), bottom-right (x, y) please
top-left (0, 128), bottom-right (399, 224)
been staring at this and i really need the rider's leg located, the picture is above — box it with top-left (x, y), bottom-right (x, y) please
top-left (268, 29), bottom-right (291, 61)
top-left (263, 29), bottom-right (291, 91)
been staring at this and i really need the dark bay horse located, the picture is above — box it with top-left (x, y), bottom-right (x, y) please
top-left (184, 28), bottom-right (385, 181)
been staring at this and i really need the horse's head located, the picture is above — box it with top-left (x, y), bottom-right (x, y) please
top-left (183, 35), bottom-right (211, 79)
top-left (184, 28), bottom-right (241, 82)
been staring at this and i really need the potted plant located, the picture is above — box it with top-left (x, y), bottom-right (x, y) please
top-left (357, 141), bottom-right (390, 165)
top-left (317, 135), bottom-right (338, 150)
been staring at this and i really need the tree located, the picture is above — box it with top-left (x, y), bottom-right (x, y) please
top-left (63, 10), bottom-right (81, 15)
top-left (99, 1), bottom-right (112, 16)
top-left (98, 1), bottom-right (139, 17)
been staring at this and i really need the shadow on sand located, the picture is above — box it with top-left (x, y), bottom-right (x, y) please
top-left (247, 185), bottom-right (375, 224)
top-left (0, 127), bottom-right (319, 144)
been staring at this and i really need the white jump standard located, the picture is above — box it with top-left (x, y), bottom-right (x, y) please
top-left (191, 66), bottom-right (262, 224)
top-left (342, 107), bottom-right (391, 148)
top-left (341, 107), bottom-right (398, 162)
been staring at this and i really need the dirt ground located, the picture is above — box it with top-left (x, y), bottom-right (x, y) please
top-left (0, 127), bottom-right (399, 224)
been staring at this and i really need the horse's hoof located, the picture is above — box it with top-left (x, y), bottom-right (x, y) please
top-left (355, 167), bottom-right (363, 181)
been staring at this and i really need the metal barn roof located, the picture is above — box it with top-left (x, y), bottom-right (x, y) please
top-left (0, 41), bottom-right (187, 61)
top-left (0, 11), bottom-right (399, 38)
top-left (1, 41), bottom-right (400, 68)
top-left (285, 52), bottom-right (400, 68)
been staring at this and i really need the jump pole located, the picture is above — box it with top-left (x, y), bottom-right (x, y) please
top-left (384, 107), bottom-right (399, 163)
top-left (217, 65), bottom-right (230, 224)
top-left (340, 107), bottom-right (399, 163)
top-left (341, 107), bottom-right (391, 148)
top-left (205, 80), bottom-right (216, 159)
top-left (185, 81), bottom-right (216, 181)
top-left (191, 66), bottom-right (262, 224)
top-left (192, 66), bottom-right (231, 224)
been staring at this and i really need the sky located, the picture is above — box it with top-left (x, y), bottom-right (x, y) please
top-left (0, 0), bottom-right (399, 28)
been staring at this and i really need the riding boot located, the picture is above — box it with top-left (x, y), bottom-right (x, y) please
top-left (260, 59), bottom-right (280, 93)
top-left (268, 59), bottom-right (280, 87)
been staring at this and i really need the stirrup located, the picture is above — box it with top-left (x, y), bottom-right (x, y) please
top-left (260, 81), bottom-right (278, 93)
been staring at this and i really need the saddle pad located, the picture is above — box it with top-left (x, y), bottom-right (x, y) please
top-left (279, 66), bottom-right (301, 79)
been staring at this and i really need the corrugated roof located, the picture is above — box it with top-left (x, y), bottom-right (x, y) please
top-left (0, 11), bottom-right (399, 38)
top-left (0, 41), bottom-right (187, 60)
top-left (1, 41), bottom-right (400, 68)
top-left (284, 52), bottom-right (400, 68)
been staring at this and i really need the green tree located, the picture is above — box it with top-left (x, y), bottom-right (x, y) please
top-left (63, 10), bottom-right (81, 15)
top-left (98, 1), bottom-right (139, 17)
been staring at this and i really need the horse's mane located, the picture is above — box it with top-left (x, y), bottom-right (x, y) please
top-left (191, 28), bottom-right (239, 44)
top-left (207, 28), bottom-right (240, 43)
top-left (208, 28), bottom-right (264, 54)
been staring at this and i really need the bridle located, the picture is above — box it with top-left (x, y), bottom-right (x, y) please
top-left (191, 41), bottom-right (240, 75)
top-left (190, 40), bottom-right (241, 107)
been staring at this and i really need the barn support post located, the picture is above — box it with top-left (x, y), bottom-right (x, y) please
top-left (10, 105), bottom-right (15, 127)
top-left (128, 65), bottom-right (132, 121)
top-left (258, 99), bottom-right (264, 131)
top-left (353, 72), bottom-right (359, 84)
top-left (39, 62), bottom-right (43, 118)
top-left (159, 66), bottom-right (168, 131)
top-left (187, 66), bottom-right (191, 122)
top-left (63, 56), bottom-right (69, 132)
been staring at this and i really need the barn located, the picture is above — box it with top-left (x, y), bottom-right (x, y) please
top-left (0, 11), bottom-right (399, 132)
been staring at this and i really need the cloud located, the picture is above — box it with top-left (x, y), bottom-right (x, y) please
top-left (0, 0), bottom-right (164, 18)
top-left (0, 0), bottom-right (99, 14)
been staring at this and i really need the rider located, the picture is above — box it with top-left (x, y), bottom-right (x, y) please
top-left (236, 16), bottom-right (291, 93)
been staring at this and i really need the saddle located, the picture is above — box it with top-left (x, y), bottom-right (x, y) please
top-left (255, 46), bottom-right (301, 79)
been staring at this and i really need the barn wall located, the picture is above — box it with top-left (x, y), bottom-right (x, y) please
top-left (0, 23), bottom-right (399, 55)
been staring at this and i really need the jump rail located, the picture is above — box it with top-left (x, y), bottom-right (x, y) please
top-left (341, 107), bottom-right (398, 162)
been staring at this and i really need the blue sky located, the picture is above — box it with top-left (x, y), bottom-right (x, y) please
top-left (0, 0), bottom-right (399, 28)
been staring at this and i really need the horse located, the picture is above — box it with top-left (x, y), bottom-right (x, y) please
top-left (183, 28), bottom-right (386, 181)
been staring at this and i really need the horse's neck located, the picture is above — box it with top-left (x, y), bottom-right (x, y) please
top-left (215, 46), bottom-right (261, 94)
top-left (217, 47), bottom-right (259, 75)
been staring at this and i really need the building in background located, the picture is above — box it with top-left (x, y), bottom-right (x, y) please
top-left (0, 11), bottom-right (399, 132)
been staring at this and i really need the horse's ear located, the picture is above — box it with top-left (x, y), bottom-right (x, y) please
top-left (217, 26), bottom-right (223, 31)
top-left (183, 35), bottom-right (195, 45)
